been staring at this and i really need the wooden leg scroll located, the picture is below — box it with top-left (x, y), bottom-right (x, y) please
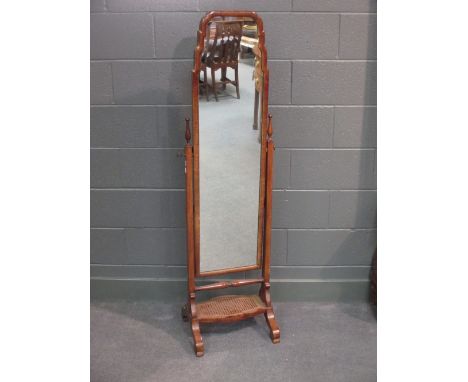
top-left (181, 300), bottom-right (204, 356)
top-left (189, 294), bottom-right (204, 357)
top-left (191, 321), bottom-right (204, 357)
top-left (265, 310), bottom-right (280, 344)
top-left (259, 283), bottom-right (280, 343)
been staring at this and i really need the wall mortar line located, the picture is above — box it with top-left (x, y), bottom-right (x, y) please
top-left (91, 4), bottom-right (378, 296)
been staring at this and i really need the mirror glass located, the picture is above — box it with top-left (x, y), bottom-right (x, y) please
top-left (198, 17), bottom-right (263, 273)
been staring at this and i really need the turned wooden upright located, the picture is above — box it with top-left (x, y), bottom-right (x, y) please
top-left (182, 11), bottom-right (280, 357)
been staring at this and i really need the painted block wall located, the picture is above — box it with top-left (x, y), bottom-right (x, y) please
top-left (90, 0), bottom-right (377, 300)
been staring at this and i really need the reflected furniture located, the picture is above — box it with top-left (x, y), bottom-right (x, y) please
top-left (200, 20), bottom-right (242, 101)
top-left (252, 43), bottom-right (262, 130)
top-left (183, 11), bottom-right (280, 357)
top-left (239, 34), bottom-right (262, 129)
top-left (240, 22), bottom-right (258, 58)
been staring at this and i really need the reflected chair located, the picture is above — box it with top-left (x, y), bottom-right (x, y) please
top-left (201, 20), bottom-right (242, 102)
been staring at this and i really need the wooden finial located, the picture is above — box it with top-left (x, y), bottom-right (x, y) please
top-left (267, 114), bottom-right (273, 138)
top-left (185, 118), bottom-right (191, 144)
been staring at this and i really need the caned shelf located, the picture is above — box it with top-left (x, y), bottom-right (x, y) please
top-left (197, 295), bottom-right (268, 323)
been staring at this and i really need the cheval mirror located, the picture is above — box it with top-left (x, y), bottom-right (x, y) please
top-left (182, 11), bottom-right (280, 357)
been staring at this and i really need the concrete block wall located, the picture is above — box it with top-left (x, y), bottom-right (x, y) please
top-left (91, 0), bottom-right (377, 300)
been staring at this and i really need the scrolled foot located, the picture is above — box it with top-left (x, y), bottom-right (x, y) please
top-left (265, 310), bottom-right (280, 344)
top-left (191, 320), bottom-right (204, 357)
top-left (194, 340), bottom-right (204, 357)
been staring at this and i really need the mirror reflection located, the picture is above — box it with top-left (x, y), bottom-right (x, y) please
top-left (199, 17), bottom-right (263, 273)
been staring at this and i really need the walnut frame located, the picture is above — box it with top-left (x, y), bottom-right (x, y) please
top-left (183, 10), bottom-right (279, 357)
top-left (193, 11), bottom-right (268, 277)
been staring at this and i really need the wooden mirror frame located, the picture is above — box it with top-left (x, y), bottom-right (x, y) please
top-left (193, 11), bottom-right (269, 277)
top-left (183, 10), bottom-right (279, 357)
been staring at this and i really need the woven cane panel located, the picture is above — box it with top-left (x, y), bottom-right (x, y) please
top-left (197, 295), bottom-right (266, 320)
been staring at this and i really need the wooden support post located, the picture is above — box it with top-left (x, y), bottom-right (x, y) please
top-left (183, 118), bottom-right (204, 356)
top-left (195, 278), bottom-right (263, 292)
top-left (260, 114), bottom-right (280, 344)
